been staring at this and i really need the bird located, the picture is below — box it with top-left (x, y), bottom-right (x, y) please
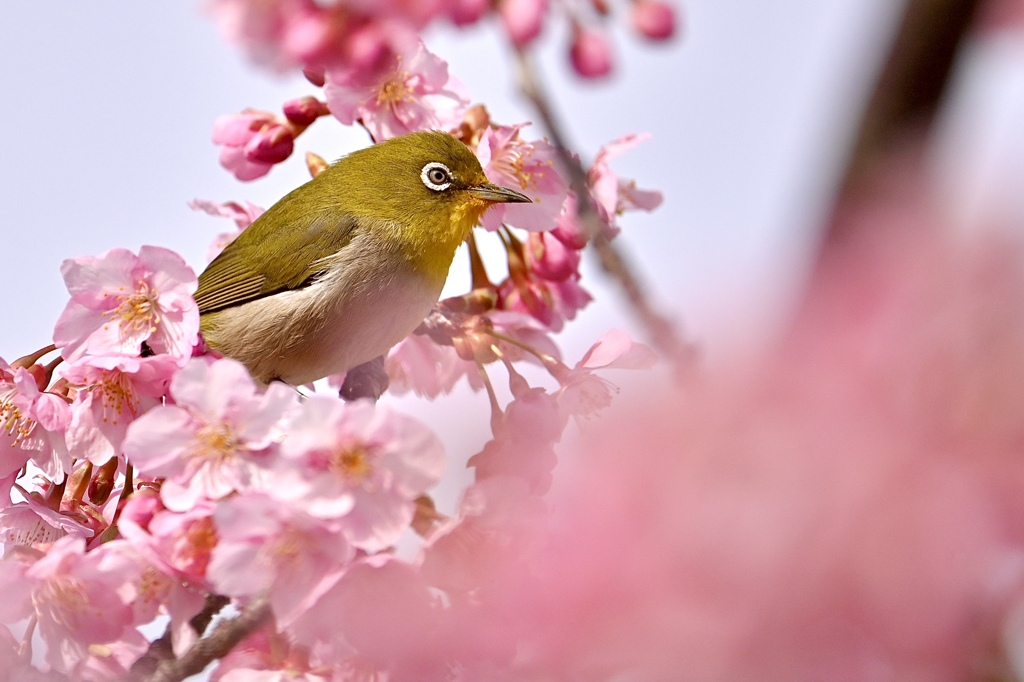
top-left (194, 130), bottom-right (531, 386)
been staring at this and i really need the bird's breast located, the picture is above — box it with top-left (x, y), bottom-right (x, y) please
top-left (201, 232), bottom-right (446, 385)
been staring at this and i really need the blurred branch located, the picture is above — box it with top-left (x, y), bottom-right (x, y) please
top-left (824, 0), bottom-right (983, 243)
top-left (144, 597), bottom-right (271, 682)
top-left (513, 50), bottom-right (697, 378)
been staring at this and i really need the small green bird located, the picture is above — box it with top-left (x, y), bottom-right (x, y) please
top-left (195, 130), bottom-right (530, 385)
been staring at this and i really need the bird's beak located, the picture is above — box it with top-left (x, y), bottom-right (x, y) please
top-left (469, 183), bottom-right (532, 204)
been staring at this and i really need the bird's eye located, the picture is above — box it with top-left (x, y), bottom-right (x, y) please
top-left (421, 162), bottom-right (453, 192)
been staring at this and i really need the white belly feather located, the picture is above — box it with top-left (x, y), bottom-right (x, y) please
top-left (201, 233), bottom-right (445, 385)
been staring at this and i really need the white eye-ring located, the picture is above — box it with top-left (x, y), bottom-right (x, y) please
top-left (421, 162), bottom-right (454, 191)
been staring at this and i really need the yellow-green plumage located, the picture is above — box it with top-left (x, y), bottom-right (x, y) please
top-left (195, 130), bottom-right (530, 385)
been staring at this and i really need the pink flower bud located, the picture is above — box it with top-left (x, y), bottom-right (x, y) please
top-left (303, 66), bottom-right (326, 87)
top-left (450, 0), bottom-right (489, 26)
top-left (569, 26), bottom-right (613, 79)
top-left (632, 0), bottom-right (677, 41)
top-left (243, 123), bottom-right (294, 164)
top-left (282, 96), bottom-right (329, 127)
top-left (500, 0), bottom-right (548, 47)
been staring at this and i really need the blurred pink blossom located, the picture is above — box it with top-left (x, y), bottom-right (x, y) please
top-left (498, 0), bottom-right (548, 46)
top-left (273, 397), bottom-right (445, 552)
top-left (209, 492), bottom-right (354, 625)
top-left (556, 328), bottom-right (657, 419)
top-left (118, 492), bottom-right (218, 588)
top-left (53, 246), bottom-right (199, 362)
top-left (632, 0), bottom-right (678, 41)
top-left (589, 133), bottom-right (664, 228)
top-left (188, 198), bottom-right (265, 262)
top-left (569, 25), bottom-right (614, 79)
top-left (0, 537), bottom-right (138, 676)
top-left (324, 39), bottom-right (469, 141)
top-left (204, 0), bottom-right (425, 73)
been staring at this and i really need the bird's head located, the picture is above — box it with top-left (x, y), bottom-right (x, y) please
top-left (324, 131), bottom-right (531, 272)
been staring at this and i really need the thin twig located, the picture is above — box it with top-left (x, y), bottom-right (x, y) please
top-left (513, 50), bottom-right (697, 380)
top-left (128, 594), bottom-right (231, 680)
top-left (145, 597), bottom-right (272, 682)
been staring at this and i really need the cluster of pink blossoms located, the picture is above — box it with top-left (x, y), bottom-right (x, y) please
top-left (0, 233), bottom-right (653, 677)
top-left (206, 0), bottom-right (678, 80)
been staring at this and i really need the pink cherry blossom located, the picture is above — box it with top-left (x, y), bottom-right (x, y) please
top-left (498, 0), bottom-right (548, 46)
top-left (557, 328), bottom-right (657, 419)
top-left (477, 124), bottom-right (569, 232)
top-left (525, 230), bottom-right (581, 282)
top-left (209, 492), bottom-right (354, 625)
top-left (274, 397), bottom-right (445, 552)
top-left (205, 0), bottom-right (425, 73)
top-left (385, 333), bottom-right (474, 399)
top-left (53, 246), bottom-right (199, 362)
top-left (499, 270), bottom-right (592, 332)
top-left (569, 25), bottom-right (614, 79)
top-left (118, 492), bottom-right (219, 587)
top-left (470, 387), bottom-right (564, 493)
top-left (213, 109), bottom-right (295, 181)
top-left (122, 357), bottom-right (298, 511)
top-left (0, 491), bottom-right (94, 547)
top-left (63, 353), bottom-right (178, 465)
top-left (289, 557), bottom-right (442, 679)
top-left (632, 0), bottom-right (678, 41)
top-left (211, 630), bottom-right (331, 682)
top-left (589, 133), bottom-right (665, 226)
top-left (324, 39), bottom-right (469, 141)
top-left (0, 367), bottom-right (70, 481)
top-left (189, 198), bottom-right (265, 262)
top-left (0, 537), bottom-right (138, 676)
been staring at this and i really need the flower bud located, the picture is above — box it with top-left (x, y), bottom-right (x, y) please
top-left (569, 26), bottom-right (614, 79)
top-left (243, 123), bottom-right (295, 164)
top-left (500, 0), bottom-right (548, 47)
top-left (303, 66), bottom-right (326, 87)
top-left (450, 0), bottom-right (489, 26)
top-left (283, 96), bottom-right (329, 127)
top-left (632, 0), bottom-right (677, 41)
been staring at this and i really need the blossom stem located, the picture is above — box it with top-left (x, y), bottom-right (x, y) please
top-left (66, 461), bottom-right (93, 505)
top-left (466, 232), bottom-right (492, 290)
top-left (483, 328), bottom-right (568, 379)
top-left (11, 344), bottom-right (57, 370)
top-left (492, 347), bottom-right (531, 398)
top-left (474, 360), bottom-right (503, 434)
top-left (512, 49), bottom-right (696, 379)
top-left (18, 616), bottom-right (35, 661)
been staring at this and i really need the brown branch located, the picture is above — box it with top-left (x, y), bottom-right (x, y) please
top-left (513, 50), bottom-right (697, 380)
top-left (143, 597), bottom-right (271, 682)
top-left (128, 594), bottom-right (231, 680)
top-left (824, 0), bottom-right (983, 244)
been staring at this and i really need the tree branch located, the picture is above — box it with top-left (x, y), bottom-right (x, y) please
top-left (143, 597), bottom-right (271, 682)
top-left (513, 50), bottom-right (697, 379)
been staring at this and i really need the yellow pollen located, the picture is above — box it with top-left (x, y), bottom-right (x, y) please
top-left (104, 281), bottom-right (160, 337)
top-left (33, 575), bottom-right (91, 625)
top-left (332, 444), bottom-right (373, 482)
top-left (376, 73), bottom-right (413, 106)
top-left (179, 517), bottom-right (217, 576)
top-left (96, 372), bottom-right (139, 425)
top-left (193, 422), bottom-right (239, 462)
top-left (494, 140), bottom-right (544, 191)
top-left (0, 390), bottom-right (35, 447)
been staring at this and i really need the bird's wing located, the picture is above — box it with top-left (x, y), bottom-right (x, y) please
top-left (194, 207), bottom-right (359, 315)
